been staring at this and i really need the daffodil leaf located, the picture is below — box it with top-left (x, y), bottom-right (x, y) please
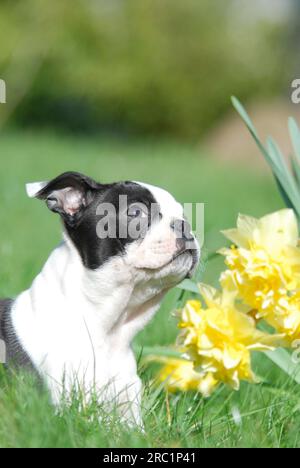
top-left (264, 348), bottom-right (300, 385)
top-left (177, 279), bottom-right (199, 294)
top-left (289, 117), bottom-right (300, 166)
top-left (291, 156), bottom-right (300, 188)
top-left (267, 138), bottom-right (300, 217)
top-left (231, 96), bottom-right (259, 137)
top-left (231, 97), bottom-right (279, 169)
top-left (232, 96), bottom-right (300, 219)
top-left (274, 176), bottom-right (295, 211)
top-left (267, 138), bottom-right (296, 188)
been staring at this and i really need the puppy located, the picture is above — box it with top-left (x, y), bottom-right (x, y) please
top-left (0, 172), bottom-right (200, 425)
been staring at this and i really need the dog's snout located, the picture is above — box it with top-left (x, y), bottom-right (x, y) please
top-left (170, 219), bottom-right (193, 241)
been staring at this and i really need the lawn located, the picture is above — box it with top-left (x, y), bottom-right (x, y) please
top-left (1, 129), bottom-right (299, 448)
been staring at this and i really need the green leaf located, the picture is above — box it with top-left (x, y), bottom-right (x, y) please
top-left (231, 96), bottom-right (259, 137)
top-left (232, 96), bottom-right (300, 219)
top-left (231, 97), bottom-right (275, 168)
top-left (177, 279), bottom-right (199, 294)
top-left (264, 348), bottom-right (300, 385)
top-left (289, 117), bottom-right (300, 166)
top-left (267, 137), bottom-right (300, 217)
top-left (291, 155), bottom-right (300, 188)
top-left (274, 177), bottom-right (294, 211)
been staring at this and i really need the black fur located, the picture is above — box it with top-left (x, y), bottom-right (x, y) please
top-left (36, 172), bottom-right (159, 270)
top-left (0, 299), bottom-right (37, 372)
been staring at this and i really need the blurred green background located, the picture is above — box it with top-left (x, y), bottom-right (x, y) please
top-left (0, 0), bottom-right (299, 300)
top-left (0, 0), bottom-right (297, 137)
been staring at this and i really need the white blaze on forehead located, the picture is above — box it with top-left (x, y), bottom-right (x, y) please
top-left (136, 182), bottom-right (183, 219)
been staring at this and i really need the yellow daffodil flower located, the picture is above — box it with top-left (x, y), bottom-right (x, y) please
top-left (154, 209), bottom-right (300, 398)
top-left (177, 285), bottom-right (280, 394)
top-left (262, 291), bottom-right (300, 345)
top-left (157, 357), bottom-right (218, 397)
top-left (219, 209), bottom-right (300, 343)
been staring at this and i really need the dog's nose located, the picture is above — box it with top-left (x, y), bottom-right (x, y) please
top-left (170, 219), bottom-right (193, 241)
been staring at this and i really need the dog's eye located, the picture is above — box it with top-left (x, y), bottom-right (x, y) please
top-left (127, 203), bottom-right (148, 219)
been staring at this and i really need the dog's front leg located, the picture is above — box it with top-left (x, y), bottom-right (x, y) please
top-left (115, 375), bottom-right (143, 428)
top-left (44, 370), bottom-right (143, 428)
top-left (100, 371), bottom-right (144, 429)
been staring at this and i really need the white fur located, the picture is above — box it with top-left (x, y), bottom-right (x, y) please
top-left (26, 181), bottom-right (48, 198)
top-left (11, 182), bottom-right (199, 426)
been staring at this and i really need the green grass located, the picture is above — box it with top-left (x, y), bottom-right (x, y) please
top-left (1, 129), bottom-right (297, 448)
top-left (1, 365), bottom-right (300, 448)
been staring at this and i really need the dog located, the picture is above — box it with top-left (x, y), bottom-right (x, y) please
top-left (0, 171), bottom-right (200, 426)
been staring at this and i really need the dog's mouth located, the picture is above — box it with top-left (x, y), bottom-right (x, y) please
top-left (171, 247), bottom-right (199, 278)
top-left (171, 247), bottom-right (188, 262)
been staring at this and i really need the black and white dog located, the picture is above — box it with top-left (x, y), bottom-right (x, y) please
top-left (0, 172), bottom-right (199, 425)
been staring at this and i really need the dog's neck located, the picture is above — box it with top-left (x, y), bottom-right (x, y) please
top-left (15, 237), bottom-right (166, 349)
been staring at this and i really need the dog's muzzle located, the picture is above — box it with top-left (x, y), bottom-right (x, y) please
top-left (171, 219), bottom-right (200, 275)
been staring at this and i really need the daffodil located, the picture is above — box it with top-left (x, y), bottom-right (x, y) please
top-left (157, 357), bottom-right (218, 397)
top-left (154, 209), bottom-right (300, 398)
top-left (177, 285), bottom-right (280, 393)
top-left (261, 291), bottom-right (300, 345)
top-left (219, 209), bottom-right (300, 342)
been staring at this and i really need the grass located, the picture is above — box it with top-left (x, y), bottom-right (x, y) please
top-left (1, 128), bottom-right (298, 448)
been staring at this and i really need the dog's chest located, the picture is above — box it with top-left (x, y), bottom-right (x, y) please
top-left (10, 242), bottom-right (166, 402)
top-left (10, 284), bottom-right (150, 400)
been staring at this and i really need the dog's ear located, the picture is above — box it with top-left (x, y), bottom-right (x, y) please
top-left (26, 172), bottom-right (103, 226)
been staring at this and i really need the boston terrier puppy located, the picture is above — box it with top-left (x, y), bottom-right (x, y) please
top-left (0, 172), bottom-right (200, 426)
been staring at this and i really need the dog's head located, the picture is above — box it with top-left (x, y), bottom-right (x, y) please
top-left (27, 172), bottom-right (200, 287)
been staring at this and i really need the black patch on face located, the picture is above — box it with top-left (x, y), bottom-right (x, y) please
top-left (66, 182), bottom-right (158, 269)
top-left (35, 173), bottom-right (158, 269)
